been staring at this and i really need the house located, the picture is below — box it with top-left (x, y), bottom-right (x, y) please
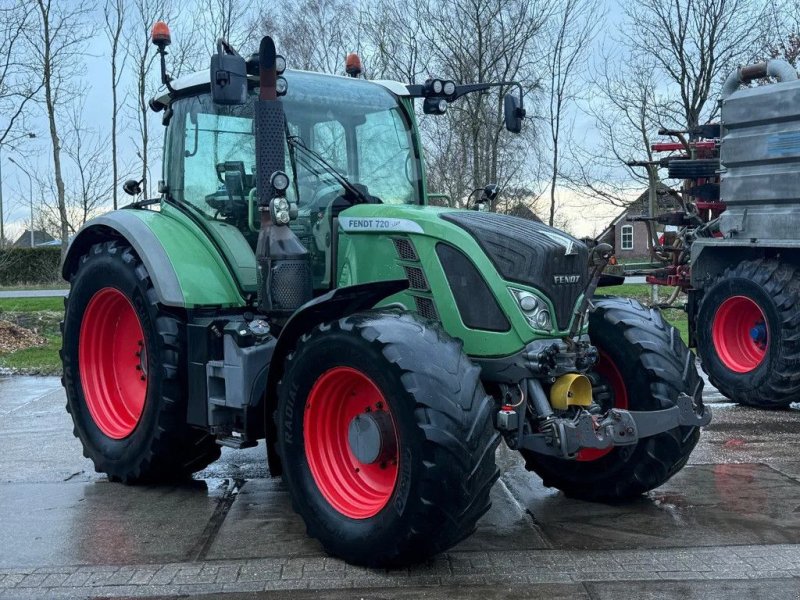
top-left (503, 202), bottom-right (543, 222)
top-left (12, 230), bottom-right (55, 248)
top-left (596, 184), bottom-right (681, 261)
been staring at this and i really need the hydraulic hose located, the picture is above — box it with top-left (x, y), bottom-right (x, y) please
top-left (721, 59), bottom-right (798, 99)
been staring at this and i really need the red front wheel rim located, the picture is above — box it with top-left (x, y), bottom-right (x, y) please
top-left (78, 288), bottom-right (147, 439)
top-left (578, 350), bottom-right (629, 462)
top-left (303, 367), bottom-right (399, 519)
top-left (712, 296), bottom-right (768, 373)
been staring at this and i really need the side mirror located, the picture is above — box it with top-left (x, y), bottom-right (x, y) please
top-left (211, 41), bottom-right (248, 105)
top-left (504, 93), bottom-right (524, 133)
top-left (482, 183), bottom-right (499, 203)
top-left (123, 179), bottom-right (142, 196)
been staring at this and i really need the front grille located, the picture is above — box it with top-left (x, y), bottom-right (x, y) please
top-left (436, 243), bottom-right (509, 332)
top-left (440, 211), bottom-right (588, 330)
top-left (392, 237), bottom-right (418, 261)
top-left (414, 296), bottom-right (438, 321)
top-left (403, 266), bottom-right (429, 291)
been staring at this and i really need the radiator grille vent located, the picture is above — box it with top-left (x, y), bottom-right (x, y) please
top-left (270, 259), bottom-right (312, 311)
top-left (392, 237), bottom-right (418, 261)
top-left (403, 266), bottom-right (429, 291)
top-left (414, 296), bottom-right (438, 321)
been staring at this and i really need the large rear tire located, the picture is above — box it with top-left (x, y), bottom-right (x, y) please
top-left (523, 297), bottom-right (703, 502)
top-left (277, 311), bottom-right (500, 566)
top-left (62, 241), bottom-right (220, 482)
top-left (696, 259), bottom-right (800, 408)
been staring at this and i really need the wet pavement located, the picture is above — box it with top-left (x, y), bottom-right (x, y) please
top-left (2, 374), bottom-right (800, 598)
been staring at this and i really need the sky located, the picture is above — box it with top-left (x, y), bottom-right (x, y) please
top-left (0, 0), bottom-right (628, 242)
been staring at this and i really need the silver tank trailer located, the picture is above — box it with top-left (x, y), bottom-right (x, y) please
top-left (719, 59), bottom-right (800, 239)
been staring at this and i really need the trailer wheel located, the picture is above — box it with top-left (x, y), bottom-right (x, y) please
top-left (522, 297), bottom-right (703, 502)
top-left (696, 259), bottom-right (800, 408)
top-left (62, 241), bottom-right (220, 482)
top-left (667, 158), bottom-right (719, 179)
top-left (277, 311), bottom-right (499, 566)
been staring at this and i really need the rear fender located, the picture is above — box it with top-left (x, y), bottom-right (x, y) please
top-left (62, 210), bottom-right (245, 308)
top-left (264, 279), bottom-right (409, 475)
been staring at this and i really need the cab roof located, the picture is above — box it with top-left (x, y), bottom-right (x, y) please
top-left (152, 69), bottom-right (410, 109)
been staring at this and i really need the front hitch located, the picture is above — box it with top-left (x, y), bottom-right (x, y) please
top-left (520, 394), bottom-right (711, 459)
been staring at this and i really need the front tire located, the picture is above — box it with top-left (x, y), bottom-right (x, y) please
top-left (277, 311), bottom-right (499, 566)
top-left (523, 297), bottom-right (703, 502)
top-left (696, 259), bottom-right (800, 409)
top-left (62, 241), bottom-right (220, 482)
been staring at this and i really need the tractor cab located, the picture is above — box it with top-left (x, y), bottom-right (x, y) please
top-left (148, 31), bottom-right (526, 305)
top-left (158, 70), bottom-right (424, 290)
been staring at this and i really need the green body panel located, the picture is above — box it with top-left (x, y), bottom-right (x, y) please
top-left (337, 204), bottom-right (578, 358)
top-left (193, 212), bottom-right (258, 292)
top-left (131, 206), bottom-right (246, 307)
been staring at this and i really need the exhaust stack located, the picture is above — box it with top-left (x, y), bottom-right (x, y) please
top-left (253, 36), bottom-right (311, 319)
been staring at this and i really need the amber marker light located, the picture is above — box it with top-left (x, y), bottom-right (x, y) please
top-left (345, 52), bottom-right (362, 78)
top-left (151, 21), bottom-right (171, 48)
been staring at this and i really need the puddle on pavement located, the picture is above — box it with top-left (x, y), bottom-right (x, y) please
top-left (504, 462), bottom-right (800, 550)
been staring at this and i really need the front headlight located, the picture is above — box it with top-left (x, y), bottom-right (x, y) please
top-left (510, 288), bottom-right (552, 331)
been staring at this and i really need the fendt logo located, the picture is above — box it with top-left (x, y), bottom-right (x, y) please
top-left (553, 274), bottom-right (581, 285)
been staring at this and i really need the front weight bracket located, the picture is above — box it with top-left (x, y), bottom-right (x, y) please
top-left (520, 393), bottom-right (711, 459)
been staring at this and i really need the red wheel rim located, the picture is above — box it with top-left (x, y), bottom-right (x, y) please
top-left (303, 367), bottom-right (399, 519)
top-left (577, 350), bottom-right (628, 462)
top-left (712, 296), bottom-right (768, 373)
top-left (78, 288), bottom-right (147, 439)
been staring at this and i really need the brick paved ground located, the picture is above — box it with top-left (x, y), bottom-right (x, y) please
top-left (2, 544), bottom-right (800, 598)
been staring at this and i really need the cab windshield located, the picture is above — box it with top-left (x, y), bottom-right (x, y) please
top-left (166, 70), bottom-right (423, 224)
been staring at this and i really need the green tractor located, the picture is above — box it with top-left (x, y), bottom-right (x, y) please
top-left (60, 26), bottom-right (710, 567)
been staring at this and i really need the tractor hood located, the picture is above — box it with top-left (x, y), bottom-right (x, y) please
top-left (337, 203), bottom-right (589, 334)
top-left (439, 211), bottom-right (589, 330)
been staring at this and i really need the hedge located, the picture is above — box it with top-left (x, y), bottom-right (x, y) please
top-left (0, 247), bottom-right (63, 286)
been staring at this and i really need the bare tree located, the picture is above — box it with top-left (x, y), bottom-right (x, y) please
top-left (124, 0), bottom-right (174, 198)
top-left (29, 0), bottom-right (92, 258)
top-left (566, 0), bottom-right (766, 215)
top-left (768, 32), bottom-right (800, 66)
top-left (415, 0), bottom-right (550, 204)
top-left (0, 1), bottom-right (42, 247)
top-left (63, 105), bottom-right (114, 228)
top-left (763, 0), bottom-right (800, 68)
top-left (196, 0), bottom-right (259, 58)
top-left (261, 0), bottom-right (551, 208)
top-left (0, 2), bottom-right (40, 146)
top-left (621, 0), bottom-right (769, 130)
top-left (104, 0), bottom-right (127, 210)
top-left (362, 0), bottom-right (425, 83)
top-left (265, 0), bottom-right (363, 74)
top-left (543, 0), bottom-right (602, 225)
top-left (568, 52), bottom-right (668, 207)
top-left (32, 106), bottom-right (112, 240)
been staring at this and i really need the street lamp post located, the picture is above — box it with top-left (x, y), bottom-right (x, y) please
top-left (0, 133), bottom-right (36, 248)
top-left (9, 157), bottom-right (35, 248)
top-left (0, 145), bottom-right (4, 248)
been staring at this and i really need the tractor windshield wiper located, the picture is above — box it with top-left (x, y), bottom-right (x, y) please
top-left (286, 135), bottom-right (371, 205)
